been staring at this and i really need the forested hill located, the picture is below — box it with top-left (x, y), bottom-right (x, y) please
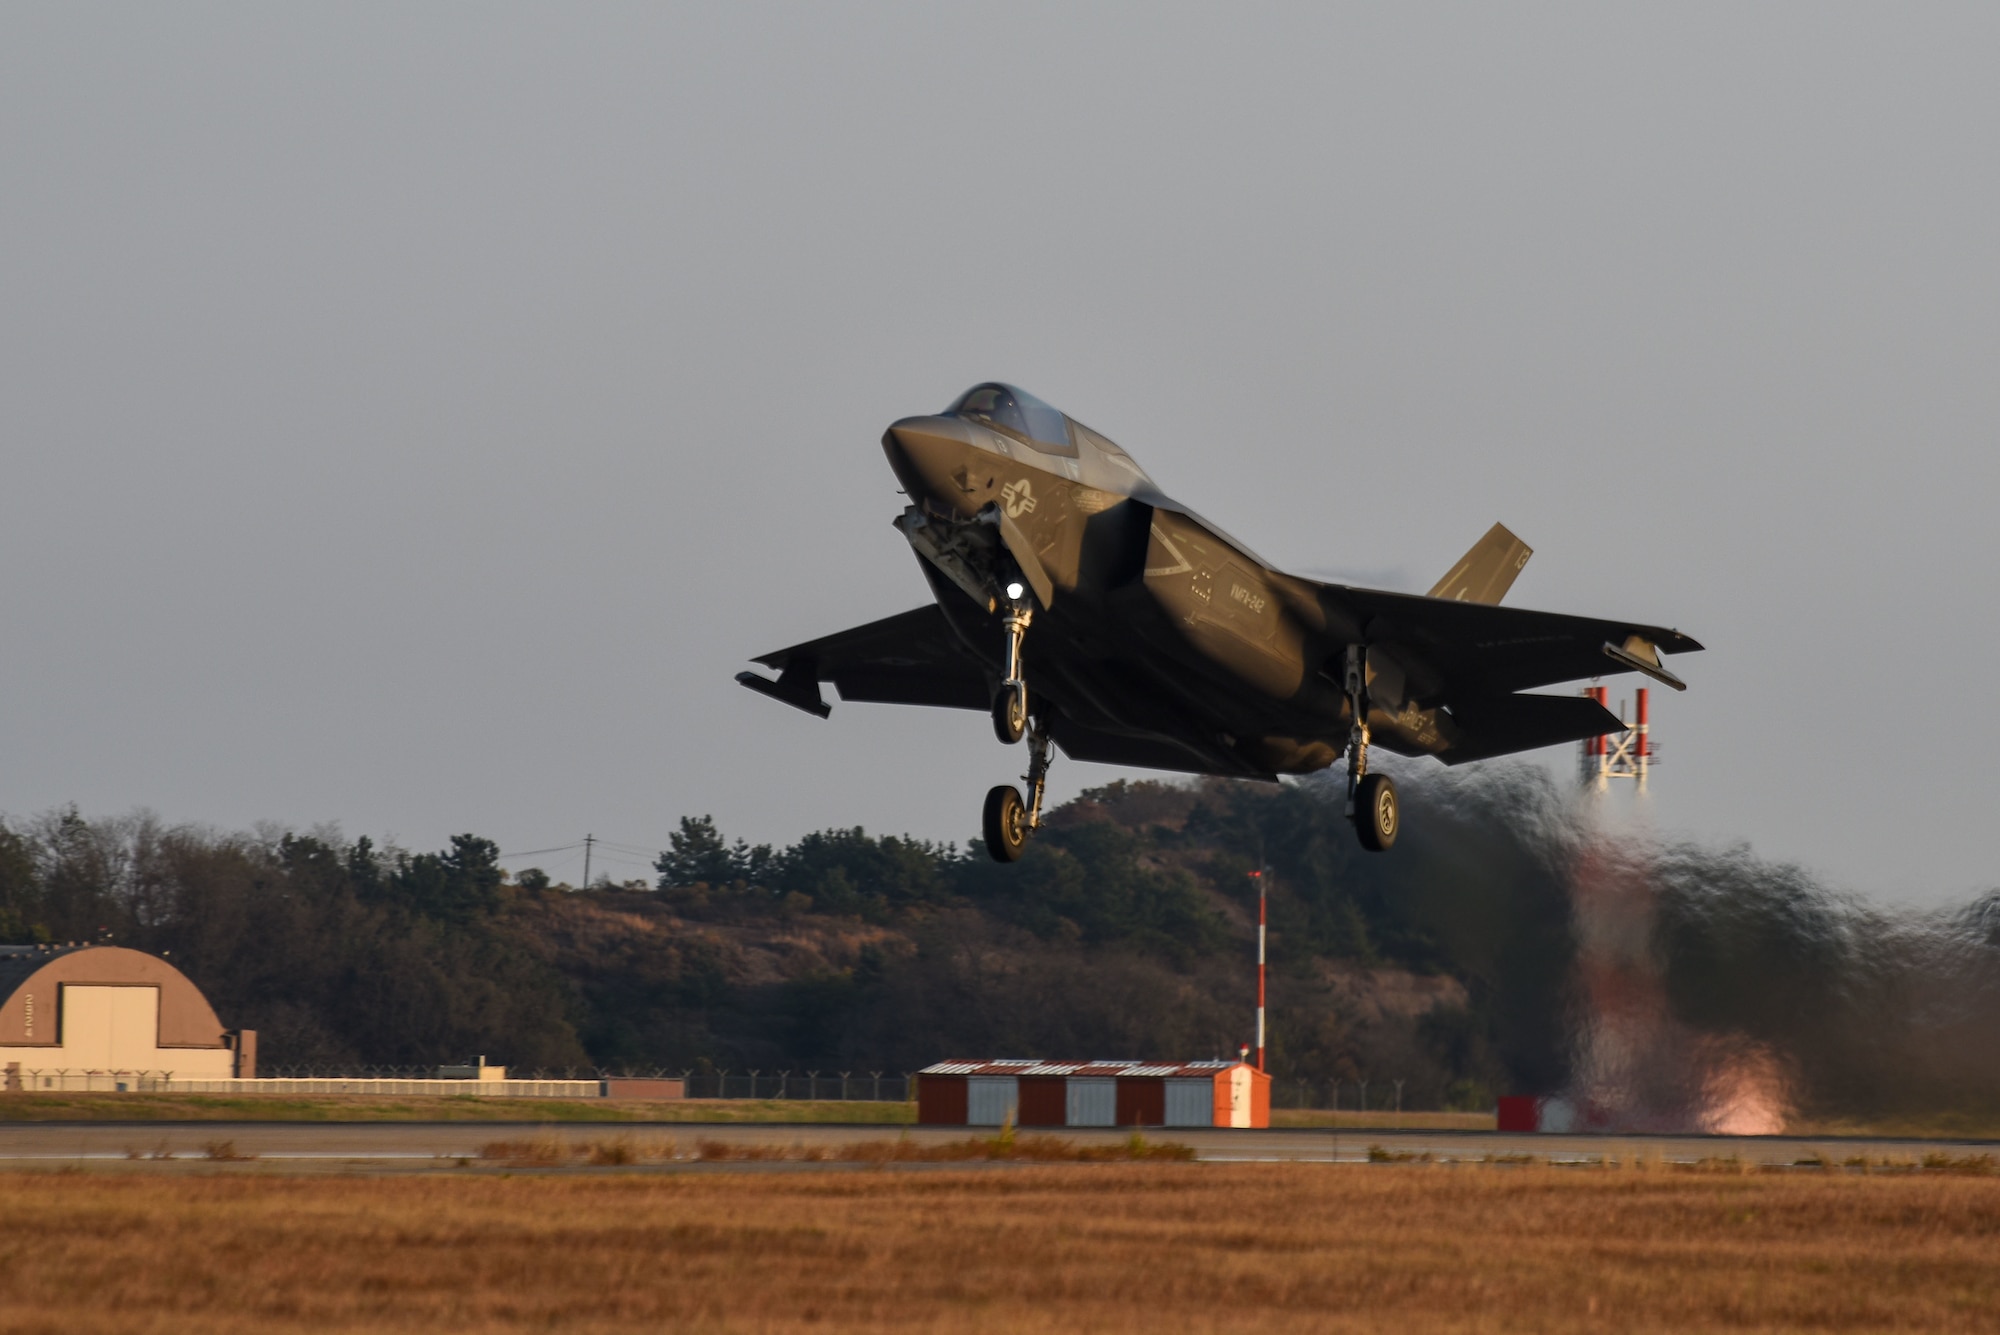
top-left (2, 766), bottom-right (1994, 1115)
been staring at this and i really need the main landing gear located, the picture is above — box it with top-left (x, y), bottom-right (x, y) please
top-left (1344, 644), bottom-right (1398, 853)
top-left (983, 602), bottom-right (1050, 862)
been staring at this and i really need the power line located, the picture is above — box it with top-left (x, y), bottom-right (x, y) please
top-left (499, 842), bottom-right (585, 860)
top-left (499, 837), bottom-right (663, 862)
top-left (594, 841), bottom-right (662, 858)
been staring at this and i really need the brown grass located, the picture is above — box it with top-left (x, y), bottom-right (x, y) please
top-left (0, 1161), bottom-right (1995, 1333)
top-left (477, 1132), bottom-right (681, 1166)
top-left (473, 1130), bottom-right (1194, 1166)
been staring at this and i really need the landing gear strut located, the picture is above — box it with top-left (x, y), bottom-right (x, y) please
top-left (1344, 644), bottom-right (1398, 852)
top-left (991, 603), bottom-right (1032, 744)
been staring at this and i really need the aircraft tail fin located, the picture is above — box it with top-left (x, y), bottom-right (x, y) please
top-left (1427, 523), bottom-right (1532, 604)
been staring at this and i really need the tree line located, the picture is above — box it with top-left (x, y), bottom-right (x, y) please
top-left (2, 766), bottom-right (1994, 1116)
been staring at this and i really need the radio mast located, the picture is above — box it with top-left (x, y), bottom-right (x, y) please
top-left (1580, 686), bottom-right (1652, 792)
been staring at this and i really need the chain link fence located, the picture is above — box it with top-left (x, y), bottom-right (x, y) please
top-left (670, 1071), bottom-right (913, 1101)
top-left (250, 1066), bottom-right (914, 1100)
top-left (11, 1069), bottom-right (175, 1092)
top-left (13, 1066), bottom-right (1473, 1109)
top-left (1271, 1077), bottom-right (1443, 1114)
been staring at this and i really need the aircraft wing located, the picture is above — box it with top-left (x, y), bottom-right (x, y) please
top-left (1320, 585), bottom-right (1703, 698)
top-left (738, 604), bottom-right (991, 717)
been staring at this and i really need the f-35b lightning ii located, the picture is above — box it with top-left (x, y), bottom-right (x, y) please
top-left (740, 383), bottom-right (1700, 862)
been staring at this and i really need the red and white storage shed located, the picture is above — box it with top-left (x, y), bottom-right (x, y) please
top-left (917, 1058), bottom-right (1269, 1129)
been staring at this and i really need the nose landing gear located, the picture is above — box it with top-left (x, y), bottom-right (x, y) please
top-left (991, 603), bottom-right (1032, 744)
top-left (983, 721), bottom-right (1052, 862)
top-left (983, 600), bottom-right (1050, 862)
top-left (983, 783), bottom-right (1029, 861)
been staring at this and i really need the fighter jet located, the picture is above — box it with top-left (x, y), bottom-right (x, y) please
top-left (739, 383), bottom-right (1700, 862)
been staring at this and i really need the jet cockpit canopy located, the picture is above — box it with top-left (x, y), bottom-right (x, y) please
top-left (945, 382), bottom-right (1151, 483)
top-left (946, 383), bottom-right (1074, 455)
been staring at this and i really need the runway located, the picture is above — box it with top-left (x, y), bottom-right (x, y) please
top-left (0, 1120), bottom-right (1990, 1167)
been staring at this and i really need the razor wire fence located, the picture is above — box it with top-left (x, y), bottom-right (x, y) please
top-left (8, 1066), bottom-right (1494, 1113)
top-left (9, 1070), bottom-right (179, 1093)
top-left (206, 1065), bottom-right (916, 1102)
top-left (667, 1070), bottom-right (913, 1102)
top-left (6, 1065), bottom-right (917, 1101)
top-left (1270, 1076), bottom-right (1490, 1115)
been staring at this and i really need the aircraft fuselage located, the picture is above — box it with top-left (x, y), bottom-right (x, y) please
top-left (883, 411), bottom-right (1355, 776)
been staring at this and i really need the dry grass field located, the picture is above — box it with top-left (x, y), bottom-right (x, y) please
top-left (0, 1159), bottom-right (1994, 1334)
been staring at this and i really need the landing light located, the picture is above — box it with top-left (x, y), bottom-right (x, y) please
top-left (1005, 581), bottom-right (1025, 601)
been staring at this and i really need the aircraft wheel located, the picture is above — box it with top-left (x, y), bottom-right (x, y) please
top-left (983, 784), bottom-right (1029, 862)
top-left (991, 686), bottom-right (1027, 745)
top-left (1355, 773), bottom-right (1399, 852)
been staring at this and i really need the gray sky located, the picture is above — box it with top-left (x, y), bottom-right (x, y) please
top-left (3, 5), bottom-right (1996, 906)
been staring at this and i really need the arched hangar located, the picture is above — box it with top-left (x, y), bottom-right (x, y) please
top-left (0, 944), bottom-right (252, 1086)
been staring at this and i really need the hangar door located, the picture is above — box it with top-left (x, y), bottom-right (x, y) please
top-left (61, 985), bottom-right (161, 1068)
top-left (1164, 1077), bottom-right (1216, 1128)
top-left (966, 1076), bottom-right (1019, 1127)
top-left (1066, 1078), bottom-right (1117, 1127)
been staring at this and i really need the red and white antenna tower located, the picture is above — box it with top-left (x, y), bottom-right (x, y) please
top-left (1580, 685), bottom-right (1653, 791)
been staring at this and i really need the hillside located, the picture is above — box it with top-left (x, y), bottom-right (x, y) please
top-left (3, 764), bottom-right (1995, 1117)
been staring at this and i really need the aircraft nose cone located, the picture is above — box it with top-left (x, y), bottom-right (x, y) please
top-left (882, 416), bottom-right (980, 511)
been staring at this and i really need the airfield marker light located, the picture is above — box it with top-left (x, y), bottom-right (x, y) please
top-left (1005, 581), bottom-right (1025, 601)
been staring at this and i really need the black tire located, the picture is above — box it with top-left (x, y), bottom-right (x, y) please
top-left (983, 784), bottom-right (1029, 862)
top-left (991, 686), bottom-right (1027, 745)
top-left (1355, 773), bottom-right (1399, 852)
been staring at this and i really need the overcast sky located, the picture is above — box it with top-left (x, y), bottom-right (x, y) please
top-left (3, 5), bottom-right (1996, 907)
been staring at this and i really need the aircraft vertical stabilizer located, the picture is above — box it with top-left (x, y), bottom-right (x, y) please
top-left (1428, 523), bottom-right (1532, 604)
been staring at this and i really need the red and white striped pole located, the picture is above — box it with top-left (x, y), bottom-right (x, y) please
top-left (1635, 687), bottom-right (1650, 792)
top-left (1253, 868), bottom-right (1267, 1071)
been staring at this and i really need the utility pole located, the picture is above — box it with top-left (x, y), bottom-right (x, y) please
top-left (582, 833), bottom-right (594, 891)
top-left (1250, 866), bottom-right (1268, 1072)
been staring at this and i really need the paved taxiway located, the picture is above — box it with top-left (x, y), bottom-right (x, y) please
top-left (0, 1121), bottom-right (1989, 1166)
